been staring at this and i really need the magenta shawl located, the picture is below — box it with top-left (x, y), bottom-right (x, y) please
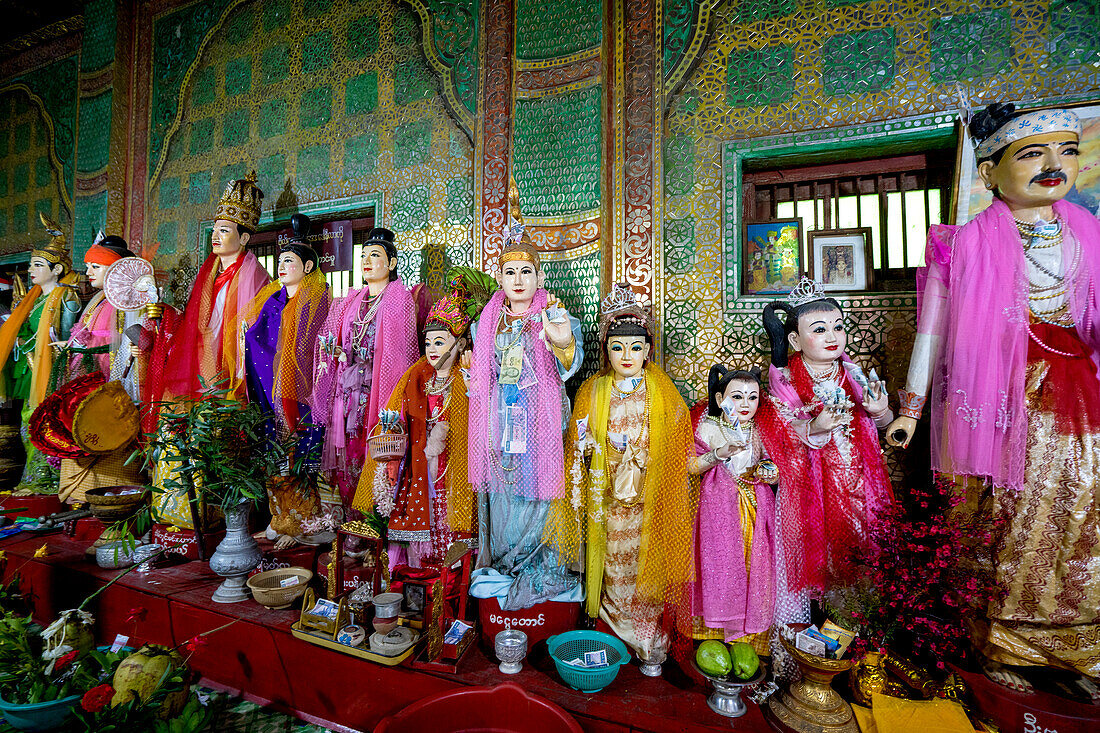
top-left (467, 288), bottom-right (565, 500)
top-left (926, 198), bottom-right (1100, 489)
top-left (691, 423), bottom-right (776, 638)
top-left (311, 278), bottom-right (418, 453)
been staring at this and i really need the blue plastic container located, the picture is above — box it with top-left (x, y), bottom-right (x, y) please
top-left (0, 694), bottom-right (82, 732)
top-left (546, 630), bottom-right (631, 693)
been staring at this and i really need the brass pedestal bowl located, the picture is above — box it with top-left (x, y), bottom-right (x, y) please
top-left (765, 625), bottom-right (858, 733)
top-left (83, 486), bottom-right (149, 556)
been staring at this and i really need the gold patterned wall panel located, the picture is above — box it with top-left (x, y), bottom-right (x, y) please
top-left (660, 0), bottom-right (1100, 403)
top-left (145, 0), bottom-right (474, 303)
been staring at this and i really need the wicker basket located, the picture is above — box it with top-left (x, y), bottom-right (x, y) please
top-left (367, 424), bottom-right (408, 461)
top-left (247, 567), bottom-right (313, 609)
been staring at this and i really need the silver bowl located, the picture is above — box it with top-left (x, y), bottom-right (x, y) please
top-left (495, 629), bottom-right (528, 675)
top-left (692, 659), bottom-right (766, 718)
top-left (132, 544), bottom-right (164, 573)
top-left (372, 592), bottom-right (403, 618)
top-left (95, 540), bottom-right (136, 569)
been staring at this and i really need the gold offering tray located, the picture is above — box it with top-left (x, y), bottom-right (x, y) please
top-left (291, 588), bottom-right (421, 667)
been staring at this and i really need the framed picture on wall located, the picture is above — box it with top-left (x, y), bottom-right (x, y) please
top-left (807, 228), bottom-right (874, 292)
top-left (952, 102), bottom-right (1100, 225)
top-left (742, 218), bottom-right (802, 295)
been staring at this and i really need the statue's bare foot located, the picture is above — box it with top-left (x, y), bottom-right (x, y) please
top-left (272, 533), bottom-right (298, 551)
top-left (983, 660), bottom-right (1035, 694)
top-left (253, 525), bottom-right (278, 541)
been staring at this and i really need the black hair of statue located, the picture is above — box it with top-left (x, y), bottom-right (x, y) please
top-left (762, 297), bottom-right (843, 368)
top-left (707, 363), bottom-right (763, 417)
top-left (971, 102), bottom-right (1026, 165)
top-left (100, 235), bottom-right (136, 259)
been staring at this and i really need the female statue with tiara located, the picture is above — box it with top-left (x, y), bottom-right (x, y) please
top-left (689, 365), bottom-right (777, 652)
top-left (756, 278), bottom-right (895, 624)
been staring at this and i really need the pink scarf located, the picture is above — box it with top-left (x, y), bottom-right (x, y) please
top-left (467, 289), bottom-right (565, 500)
top-left (927, 198), bottom-right (1100, 489)
top-left (690, 406), bottom-right (776, 638)
top-left (311, 278), bottom-right (418, 448)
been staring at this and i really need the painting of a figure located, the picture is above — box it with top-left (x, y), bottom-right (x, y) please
top-left (742, 219), bottom-right (802, 295)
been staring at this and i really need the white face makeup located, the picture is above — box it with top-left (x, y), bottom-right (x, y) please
top-left (718, 379), bottom-right (760, 422)
top-left (28, 256), bottom-right (60, 287)
top-left (211, 219), bottom-right (248, 259)
top-left (500, 260), bottom-right (539, 312)
top-left (277, 251), bottom-right (311, 288)
top-left (607, 335), bottom-right (650, 380)
top-left (85, 261), bottom-right (107, 289)
top-left (789, 308), bottom-right (846, 367)
top-left (361, 244), bottom-right (395, 284)
top-left (424, 329), bottom-right (458, 371)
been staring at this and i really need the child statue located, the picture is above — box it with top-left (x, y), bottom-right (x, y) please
top-left (313, 227), bottom-right (418, 509)
top-left (756, 278), bottom-right (894, 624)
top-left (887, 104), bottom-right (1100, 688)
top-left (360, 270), bottom-right (494, 566)
top-left (688, 365), bottom-right (776, 652)
top-left (0, 214), bottom-right (82, 485)
top-left (238, 214), bottom-right (332, 550)
top-left (545, 283), bottom-right (695, 676)
top-left (467, 203), bottom-right (584, 611)
top-left (66, 234), bottom-right (146, 401)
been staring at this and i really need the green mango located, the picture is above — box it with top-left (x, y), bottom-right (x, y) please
top-left (696, 640), bottom-right (732, 677)
top-left (729, 641), bottom-right (760, 679)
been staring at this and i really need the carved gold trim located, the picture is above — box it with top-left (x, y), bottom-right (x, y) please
top-left (526, 208), bottom-right (602, 227)
top-left (0, 82), bottom-right (74, 215)
top-left (516, 74), bottom-right (601, 99)
top-left (404, 0), bottom-right (477, 142)
top-left (0, 16), bottom-right (84, 61)
top-left (515, 46), bottom-right (600, 71)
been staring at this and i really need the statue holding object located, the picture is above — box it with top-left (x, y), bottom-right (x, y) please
top-left (756, 281), bottom-right (895, 634)
top-left (545, 283), bottom-right (696, 676)
top-left (467, 185), bottom-right (584, 611)
top-left (887, 104), bottom-right (1100, 689)
top-left (688, 365), bottom-right (777, 654)
top-left (315, 227), bottom-right (418, 509)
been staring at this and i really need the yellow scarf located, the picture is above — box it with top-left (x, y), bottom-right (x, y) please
top-left (545, 363), bottom-right (697, 619)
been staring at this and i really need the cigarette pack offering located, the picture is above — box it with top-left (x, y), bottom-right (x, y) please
top-left (820, 619), bottom-right (857, 657)
top-left (794, 627), bottom-right (828, 657)
top-left (802, 627), bottom-right (841, 657)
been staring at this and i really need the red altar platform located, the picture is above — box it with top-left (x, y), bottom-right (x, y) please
top-left (0, 530), bottom-right (770, 733)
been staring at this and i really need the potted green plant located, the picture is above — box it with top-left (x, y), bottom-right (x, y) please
top-left (143, 381), bottom-right (297, 603)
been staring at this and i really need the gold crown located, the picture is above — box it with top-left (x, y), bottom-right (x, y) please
top-left (32, 212), bottom-right (72, 272)
top-left (214, 171), bottom-right (264, 232)
top-left (499, 176), bottom-right (540, 269)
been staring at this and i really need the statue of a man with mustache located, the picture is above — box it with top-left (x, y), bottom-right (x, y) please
top-left (888, 103), bottom-right (1100, 697)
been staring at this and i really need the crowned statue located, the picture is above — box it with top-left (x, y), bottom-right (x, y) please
top-left (238, 214), bottom-right (332, 550)
top-left (756, 277), bottom-right (894, 640)
top-left (0, 214), bottom-right (82, 486)
top-left (467, 182), bottom-right (585, 611)
top-left (545, 283), bottom-right (696, 676)
top-left (358, 269), bottom-right (493, 567)
top-left (688, 364), bottom-right (777, 653)
top-left (887, 103), bottom-right (1100, 690)
top-left (146, 172), bottom-right (271, 528)
top-left (315, 227), bottom-right (419, 510)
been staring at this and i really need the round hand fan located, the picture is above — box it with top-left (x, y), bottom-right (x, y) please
top-left (104, 256), bottom-right (158, 311)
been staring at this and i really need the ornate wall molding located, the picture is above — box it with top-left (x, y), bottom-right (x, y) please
top-left (474, 0), bottom-right (514, 269)
top-left (404, 0), bottom-right (479, 141)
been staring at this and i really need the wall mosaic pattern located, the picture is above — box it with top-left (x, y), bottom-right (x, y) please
top-left (145, 0), bottom-right (475, 303)
top-left (661, 0), bottom-right (1100, 407)
top-left (0, 55), bottom-right (79, 257)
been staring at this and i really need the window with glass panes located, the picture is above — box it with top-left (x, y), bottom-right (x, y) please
top-left (247, 215), bottom-right (376, 298)
top-left (743, 152), bottom-right (953, 289)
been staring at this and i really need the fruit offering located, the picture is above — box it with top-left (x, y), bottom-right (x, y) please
top-left (728, 641), bottom-right (760, 680)
top-left (695, 640), bottom-right (732, 677)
